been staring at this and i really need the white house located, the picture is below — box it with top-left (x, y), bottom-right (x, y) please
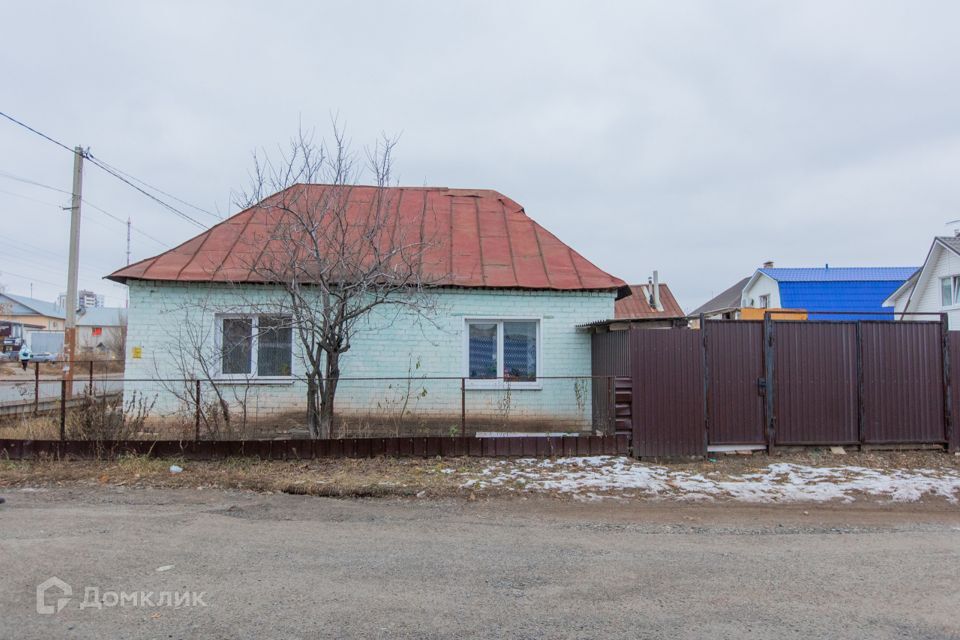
top-left (106, 185), bottom-right (625, 436)
top-left (884, 236), bottom-right (960, 328)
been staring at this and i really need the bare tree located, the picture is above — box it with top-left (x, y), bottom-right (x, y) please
top-left (238, 124), bottom-right (442, 438)
top-left (155, 298), bottom-right (252, 439)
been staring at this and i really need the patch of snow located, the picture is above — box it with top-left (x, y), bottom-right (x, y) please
top-left (460, 457), bottom-right (960, 504)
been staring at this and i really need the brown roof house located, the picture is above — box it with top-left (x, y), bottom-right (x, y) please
top-left (579, 271), bottom-right (687, 332)
top-left (109, 184), bottom-right (625, 437)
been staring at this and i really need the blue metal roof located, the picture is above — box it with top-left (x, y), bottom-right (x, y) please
top-left (758, 267), bottom-right (919, 282)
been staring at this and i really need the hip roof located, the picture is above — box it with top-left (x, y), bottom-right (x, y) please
top-left (107, 185), bottom-right (624, 292)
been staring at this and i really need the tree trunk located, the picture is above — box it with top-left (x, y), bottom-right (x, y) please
top-left (306, 376), bottom-right (322, 439)
top-left (318, 351), bottom-right (340, 439)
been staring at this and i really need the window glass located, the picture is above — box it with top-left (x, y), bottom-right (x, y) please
top-left (221, 318), bottom-right (252, 374)
top-left (943, 278), bottom-right (953, 307)
top-left (503, 321), bottom-right (537, 381)
top-left (257, 316), bottom-right (292, 376)
top-left (468, 323), bottom-right (498, 379)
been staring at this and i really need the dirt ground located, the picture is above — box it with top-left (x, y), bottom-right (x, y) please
top-left (0, 486), bottom-right (958, 639)
top-left (0, 449), bottom-right (957, 499)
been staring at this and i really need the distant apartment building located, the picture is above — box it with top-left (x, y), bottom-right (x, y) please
top-left (57, 289), bottom-right (105, 310)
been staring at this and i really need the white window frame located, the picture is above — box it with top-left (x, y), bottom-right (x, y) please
top-left (941, 276), bottom-right (960, 309)
top-left (215, 314), bottom-right (294, 382)
top-left (758, 294), bottom-right (770, 309)
top-left (463, 317), bottom-right (542, 390)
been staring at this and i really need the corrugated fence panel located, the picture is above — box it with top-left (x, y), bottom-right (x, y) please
top-left (950, 332), bottom-right (960, 452)
top-left (631, 329), bottom-right (705, 457)
top-left (591, 331), bottom-right (632, 434)
top-left (861, 322), bottom-right (945, 444)
top-left (591, 330), bottom-right (631, 376)
top-left (706, 321), bottom-right (765, 445)
top-left (774, 322), bottom-right (858, 445)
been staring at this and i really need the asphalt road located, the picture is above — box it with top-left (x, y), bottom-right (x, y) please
top-left (1, 489), bottom-right (958, 639)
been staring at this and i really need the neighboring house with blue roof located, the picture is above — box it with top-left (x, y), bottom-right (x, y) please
top-left (740, 264), bottom-right (919, 321)
top-left (884, 236), bottom-right (960, 329)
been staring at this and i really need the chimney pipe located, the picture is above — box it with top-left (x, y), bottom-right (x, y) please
top-left (763, 260), bottom-right (774, 269)
top-left (652, 270), bottom-right (661, 311)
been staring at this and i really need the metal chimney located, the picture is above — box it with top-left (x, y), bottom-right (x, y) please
top-left (652, 270), bottom-right (661, 311)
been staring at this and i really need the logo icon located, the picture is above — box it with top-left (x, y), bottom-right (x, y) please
top-left (36, 577), bottom-right (72, 615)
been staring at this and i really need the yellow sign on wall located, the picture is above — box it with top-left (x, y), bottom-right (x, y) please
top-left (131, 346), bottom-right (142, 359)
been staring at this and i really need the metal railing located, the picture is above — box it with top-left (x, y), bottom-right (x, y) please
top-left (0, 374), bottom-right (618, 442)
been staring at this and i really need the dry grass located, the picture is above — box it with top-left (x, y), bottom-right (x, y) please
top-left (0, 449), bottom-right (956, 500)
top-left (0, 455), bottom-right (495, 498)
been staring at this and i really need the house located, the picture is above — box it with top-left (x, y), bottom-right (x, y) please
top-left (688, 277), bottom-right (751, 322)
top-left (614, 276), bottom-right (684, 321)
top-left (107, 185), bottom-right (625, 433)
top-left (75, 306), bottom-right (127, 354)
top-left (0, 293), bottom-right (65, 330)
top-left (883, 236), bottom-right (960, 328)
top-left (579, 273), bottom-right (687, 331)
top-left (741, 264), bottom-right (918, 320)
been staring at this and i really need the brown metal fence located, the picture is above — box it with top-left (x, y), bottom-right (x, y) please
top-left (593, 316), bottom-right (956, 457)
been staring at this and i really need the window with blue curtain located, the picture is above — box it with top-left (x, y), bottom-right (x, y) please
top-left (503, 321), bottom-right (537, 380)
top-left (468, 322), bottom-right (498, 378)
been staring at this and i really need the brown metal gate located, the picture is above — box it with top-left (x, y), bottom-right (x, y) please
top-left (705, 321), bottom-right (765, 446)
top-left (860, 322), bottom-right (946, 444)
top-left (605, 318), bottom-right (956, 457)
top-left (773, 322), bottom-right (859, 445)
top-left (630, 329), bottom-right (705, 457)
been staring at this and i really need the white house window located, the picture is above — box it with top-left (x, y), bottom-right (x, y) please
top-left (219, 315), bottom-right (292, 377)
top-left (941, 276), bottom-right (960, 307)
top-left (758, 294), bottom-right (770, 309)
top-left (466, 319), bottom-right (539, 386)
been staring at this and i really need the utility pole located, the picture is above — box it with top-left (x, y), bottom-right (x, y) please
top-left (63, 146), bottom-right (84, 396)
top-left (126, 217), bottom-right (131, 265)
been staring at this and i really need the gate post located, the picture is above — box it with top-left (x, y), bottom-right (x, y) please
top-left (941, 313), bottom-right (954, 452)
top-left (763, 313), bottom-right (776, 454)
top-left (700, 314), bottom-right (710, 453)
top-left (856, 322), bottom-right (865, 447)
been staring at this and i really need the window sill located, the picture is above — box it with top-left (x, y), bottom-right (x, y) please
top-left (214, 377), bottom-right (296, 386)
top-left (465, 380), bottom-right (543, 391)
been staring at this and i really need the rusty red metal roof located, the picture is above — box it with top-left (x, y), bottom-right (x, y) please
top-left (107, 185), bottom-right (624, 291)
top-left (614, 283), bottom-right (684, 318)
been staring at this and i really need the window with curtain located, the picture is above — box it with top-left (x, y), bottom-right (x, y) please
top-left (219, 315), bottom-right (292, 377)
top-left (466, 319), bottom-right (539, 385)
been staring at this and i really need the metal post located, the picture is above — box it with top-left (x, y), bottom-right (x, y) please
top-left (63, 146), bottom-right (85, 399)
top-left (59, 379), bottom-right (67, 441)
top-left (33, 362), bottom-right (39, 416)
top-left (88, 360), bottom-right (94, 395)
top-left (763, 313), bottom-right (776, 454)
top-left (941, 313), bottom-right (953, 452)
top-left (194, 379), bottom-right (202, 442)
top-left (460, 377), bottom-right (466, 439)
top-left (856, 322), bottom-right (865, 447)
top-left (607, 375), bottom-right (616, 436)
top-left (701, 314), bottom-right (709, 454)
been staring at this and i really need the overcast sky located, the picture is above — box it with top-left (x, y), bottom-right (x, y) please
top-left (2, 2), bottom-right (959, 310)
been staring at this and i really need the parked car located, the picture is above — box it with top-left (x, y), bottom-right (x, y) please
top-left (29, 352), bottom-right (56, 363)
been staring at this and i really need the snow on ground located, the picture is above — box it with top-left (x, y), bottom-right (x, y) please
top-left (459, 456), bottom-right (960, 503)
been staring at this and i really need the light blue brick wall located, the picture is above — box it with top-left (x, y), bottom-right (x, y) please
top-left (123, 281), bottom-right (615, 431)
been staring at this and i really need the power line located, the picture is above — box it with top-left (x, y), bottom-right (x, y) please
top-left (0, 171), bottom-right (171, 248)
top-left (0, 110), bottom-right (213, 230)
top-left (0, 268), bottom-right (64, 288)
top-left (0, 110), bottom-right (74, 153)
top-left (85, 155), bottom-right (221, 220)
top-left (84, 154), bottom-right (208, 229)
